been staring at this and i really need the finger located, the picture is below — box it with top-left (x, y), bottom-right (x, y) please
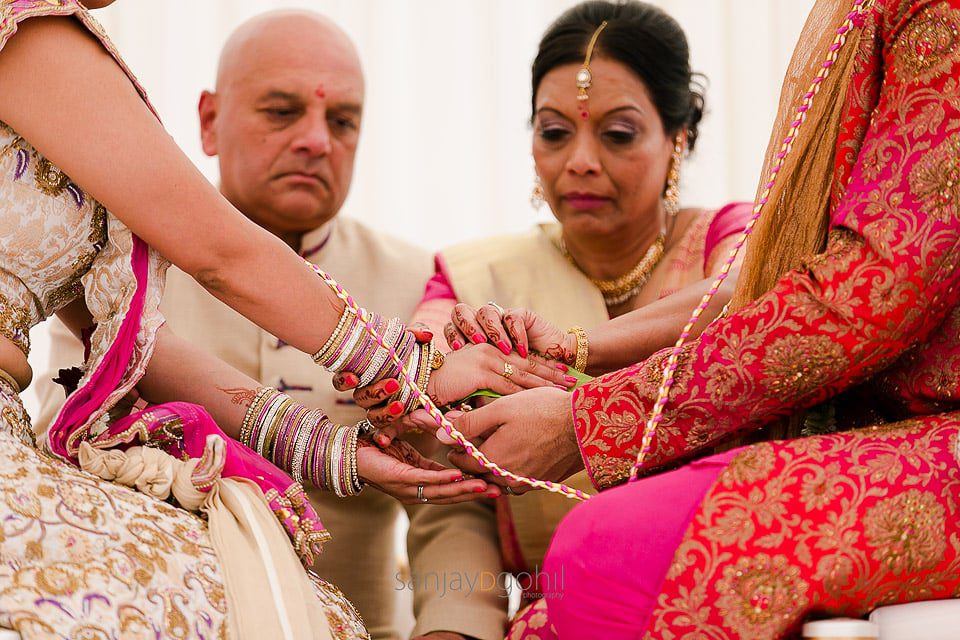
top-left (476, 304), bottom-right (512, 354)
top-left (485, 475), bottom-right (531, 496)
top-left (407, 322), bottom-right (434, 344)
top-left (446, 445), bottom-right (493, 476)
top-left (331, 371), bottom-right (360, 392)
top-left (425, 478), bottom-right (500, 501)
top-left (354, 378), bottom-right (401, 407)
top-left (365, 399), bottom-right (406, 426)
top-left (443, 322), bottom-right (468, 351)
top-left (438, 405), bottom-right (503, 445)
top-left (510, 354), bottom-right (577, 389)
top-left (502, 309), bottom-right (530, 359)
top-left (377, 409), bottom-right (441, 442)
top-left (452, 303), bottom-right (487, 345)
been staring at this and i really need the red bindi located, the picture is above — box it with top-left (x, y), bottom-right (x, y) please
top-left (315, 85), bottom-right (326, 98)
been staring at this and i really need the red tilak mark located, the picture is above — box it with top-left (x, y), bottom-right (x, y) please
top-left (580, 110), bottom-right (589, 120)
top-left (315, 85), bottom-right (326, 98)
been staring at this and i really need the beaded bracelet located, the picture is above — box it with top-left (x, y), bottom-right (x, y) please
top-left (240, 387), bottom-right (363, 496)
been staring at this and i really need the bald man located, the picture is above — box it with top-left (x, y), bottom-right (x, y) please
top-left (34, 10), bottom-right (506, 640)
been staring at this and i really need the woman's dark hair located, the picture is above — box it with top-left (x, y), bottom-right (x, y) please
top-left (532, 0), bottom-right (706, 150)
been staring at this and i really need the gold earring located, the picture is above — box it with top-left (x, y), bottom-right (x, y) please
top-left (530, 175), bottom-right (545, 210)
top-left (664, 135), bottom-right (683, 218)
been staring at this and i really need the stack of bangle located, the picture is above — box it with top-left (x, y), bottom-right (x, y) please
top-left (240, 387), bottom-right (363, 497)
top-left (312, 307), bottom-right (432, 412)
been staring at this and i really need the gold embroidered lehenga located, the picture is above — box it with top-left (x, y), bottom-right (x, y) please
top-left (0, 2), bottom-right (366, 637)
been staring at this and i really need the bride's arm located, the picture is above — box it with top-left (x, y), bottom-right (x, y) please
top-left (0, 16), bottom-right (340, 354)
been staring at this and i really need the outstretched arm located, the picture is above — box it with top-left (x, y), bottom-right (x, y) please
top-left (0, 16), bottom-right (340, 355)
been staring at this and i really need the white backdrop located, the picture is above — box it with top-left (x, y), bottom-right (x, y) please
top-left (24, 0), bottom-right (815, 417)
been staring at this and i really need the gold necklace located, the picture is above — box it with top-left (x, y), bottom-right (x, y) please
top-left (559, 233), bottom-right (667, 306)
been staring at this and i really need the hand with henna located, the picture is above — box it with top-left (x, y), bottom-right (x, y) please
top-left (356, 436), bottom-right (500, 503)
top-left (444, 303), bottom-right (576, 366)
top-left (332, 342), bottom-right (576, 428)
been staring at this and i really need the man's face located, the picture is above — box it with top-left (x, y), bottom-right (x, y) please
top-left (200, 24), bottom-right (364, 236)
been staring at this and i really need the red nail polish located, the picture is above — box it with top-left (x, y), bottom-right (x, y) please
top-left (344, 373), bottom-right (359, 386)
top-left (487, 491), bottom-right (500, 498)
top-left (389, 401), bottom-right (404, 416)
top-left (497, 340), bottom-right (511, 355)
top-left (517, 344), bottom-right (528, 358)
top-left (473, 486), bottom-right (486, 493)
top-left (377, 435), bottom-right (390, 447)
top-left (555, 363), bottom-right (569, 372)
top-left (564, 375), bottom-right (578, 384)
top-left (554, 384), bottom-right (567, 390)
top-left (451, 340), bottom-right (463, 351)
top-left (384, 379), bottom-right (400, 394)
top-left (471, 333), bottom-right (486, 345)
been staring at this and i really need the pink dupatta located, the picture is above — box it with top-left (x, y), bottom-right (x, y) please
top-left (46, 236), bottom-right (330, 564)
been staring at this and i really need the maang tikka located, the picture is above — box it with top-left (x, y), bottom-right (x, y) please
top-left (576, 20), bottom-right (608, 119)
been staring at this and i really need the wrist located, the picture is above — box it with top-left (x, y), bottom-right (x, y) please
top-left (240, 387), bottom-right (363, 496)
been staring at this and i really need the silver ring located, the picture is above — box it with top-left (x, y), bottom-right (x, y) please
top-left (357, 419), bottom-right (377, 436)
top-left (486, 301), bottom-right (506, 317)
top-left (417, 484), bottom-right (428, 503)
top-left (503, 485), bottom-right (516, 496)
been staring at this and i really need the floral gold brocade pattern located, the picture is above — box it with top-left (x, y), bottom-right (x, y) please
top-left (643, 418), bottom-right (960, 639)
top-left (571, 0), bottom-right (960, 490)
top-left (891, 3), bottom-right (960, 83)
top-left (0, 383), bottom-right (229, 638)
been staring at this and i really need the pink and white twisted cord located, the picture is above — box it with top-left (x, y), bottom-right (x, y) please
top-left (307, 263), bottom-right (591, 501)
top-left (629, 0), bottom-right (874, 480)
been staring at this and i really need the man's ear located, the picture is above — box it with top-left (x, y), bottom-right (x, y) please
top-left (198, 90), bottom-right (219, 157)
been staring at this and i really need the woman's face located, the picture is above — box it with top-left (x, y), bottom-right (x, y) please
top-left (533, 57), bottom-right (675, 240)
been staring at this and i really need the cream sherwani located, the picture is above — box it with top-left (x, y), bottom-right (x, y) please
top-left (34, 217), bottom-right (507, 640)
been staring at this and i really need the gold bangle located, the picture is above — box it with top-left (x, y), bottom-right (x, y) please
top-left (567, 326), bottom-right (589, 372)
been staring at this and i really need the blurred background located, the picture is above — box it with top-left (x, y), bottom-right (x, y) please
top-left (24, 0), bottom-right (815, 417)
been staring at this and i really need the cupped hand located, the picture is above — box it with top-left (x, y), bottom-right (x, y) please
top-left (355, 437), bottom-right (499, 504)
top-left (445, 303), bottom-right (577, 365)
top-left (439, 387), bottom-right (584, 495)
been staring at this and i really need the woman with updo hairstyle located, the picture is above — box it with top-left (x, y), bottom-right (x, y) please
top-left (400, 0), bottom-right (751, 626)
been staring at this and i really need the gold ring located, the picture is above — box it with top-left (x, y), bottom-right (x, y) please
top-left (486, 301), bottom-right (506, 317)
top-left (502, 362), bottom-right (514, 379)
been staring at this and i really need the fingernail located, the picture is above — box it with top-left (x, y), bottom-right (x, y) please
top-left (377, 435), bottom-right (390, 447)
top-left (473, 486), bottom-right (486, 493)
top-left (437, 430), bottom-right (454, 444)
top-left (554, 384), bottom-right (567, 390)
top-left (451, 340), bottom-right (463, 351)
top-left (343, 372), bottom-right (359, 386)
top-left (417, 330), bottom-right (434, 342)
top-left (471, 333), bottom-right (486, 345)
top-left (388, 401), bottom-right (404, 416)
top-left (517, 344), bottom-right (528, 358)
top-left (497, 340), bottom-right (511, 355)
top-left (487, 491), bottom-right (500, 498)
top-left (555, 363), bottom-right (569, 372)
top-left (453, 474), bottom-right (464, 482)
top-left (564, 375), bottom-right (578, 384)
top-left (384, 379), bottom-right (400, 394)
